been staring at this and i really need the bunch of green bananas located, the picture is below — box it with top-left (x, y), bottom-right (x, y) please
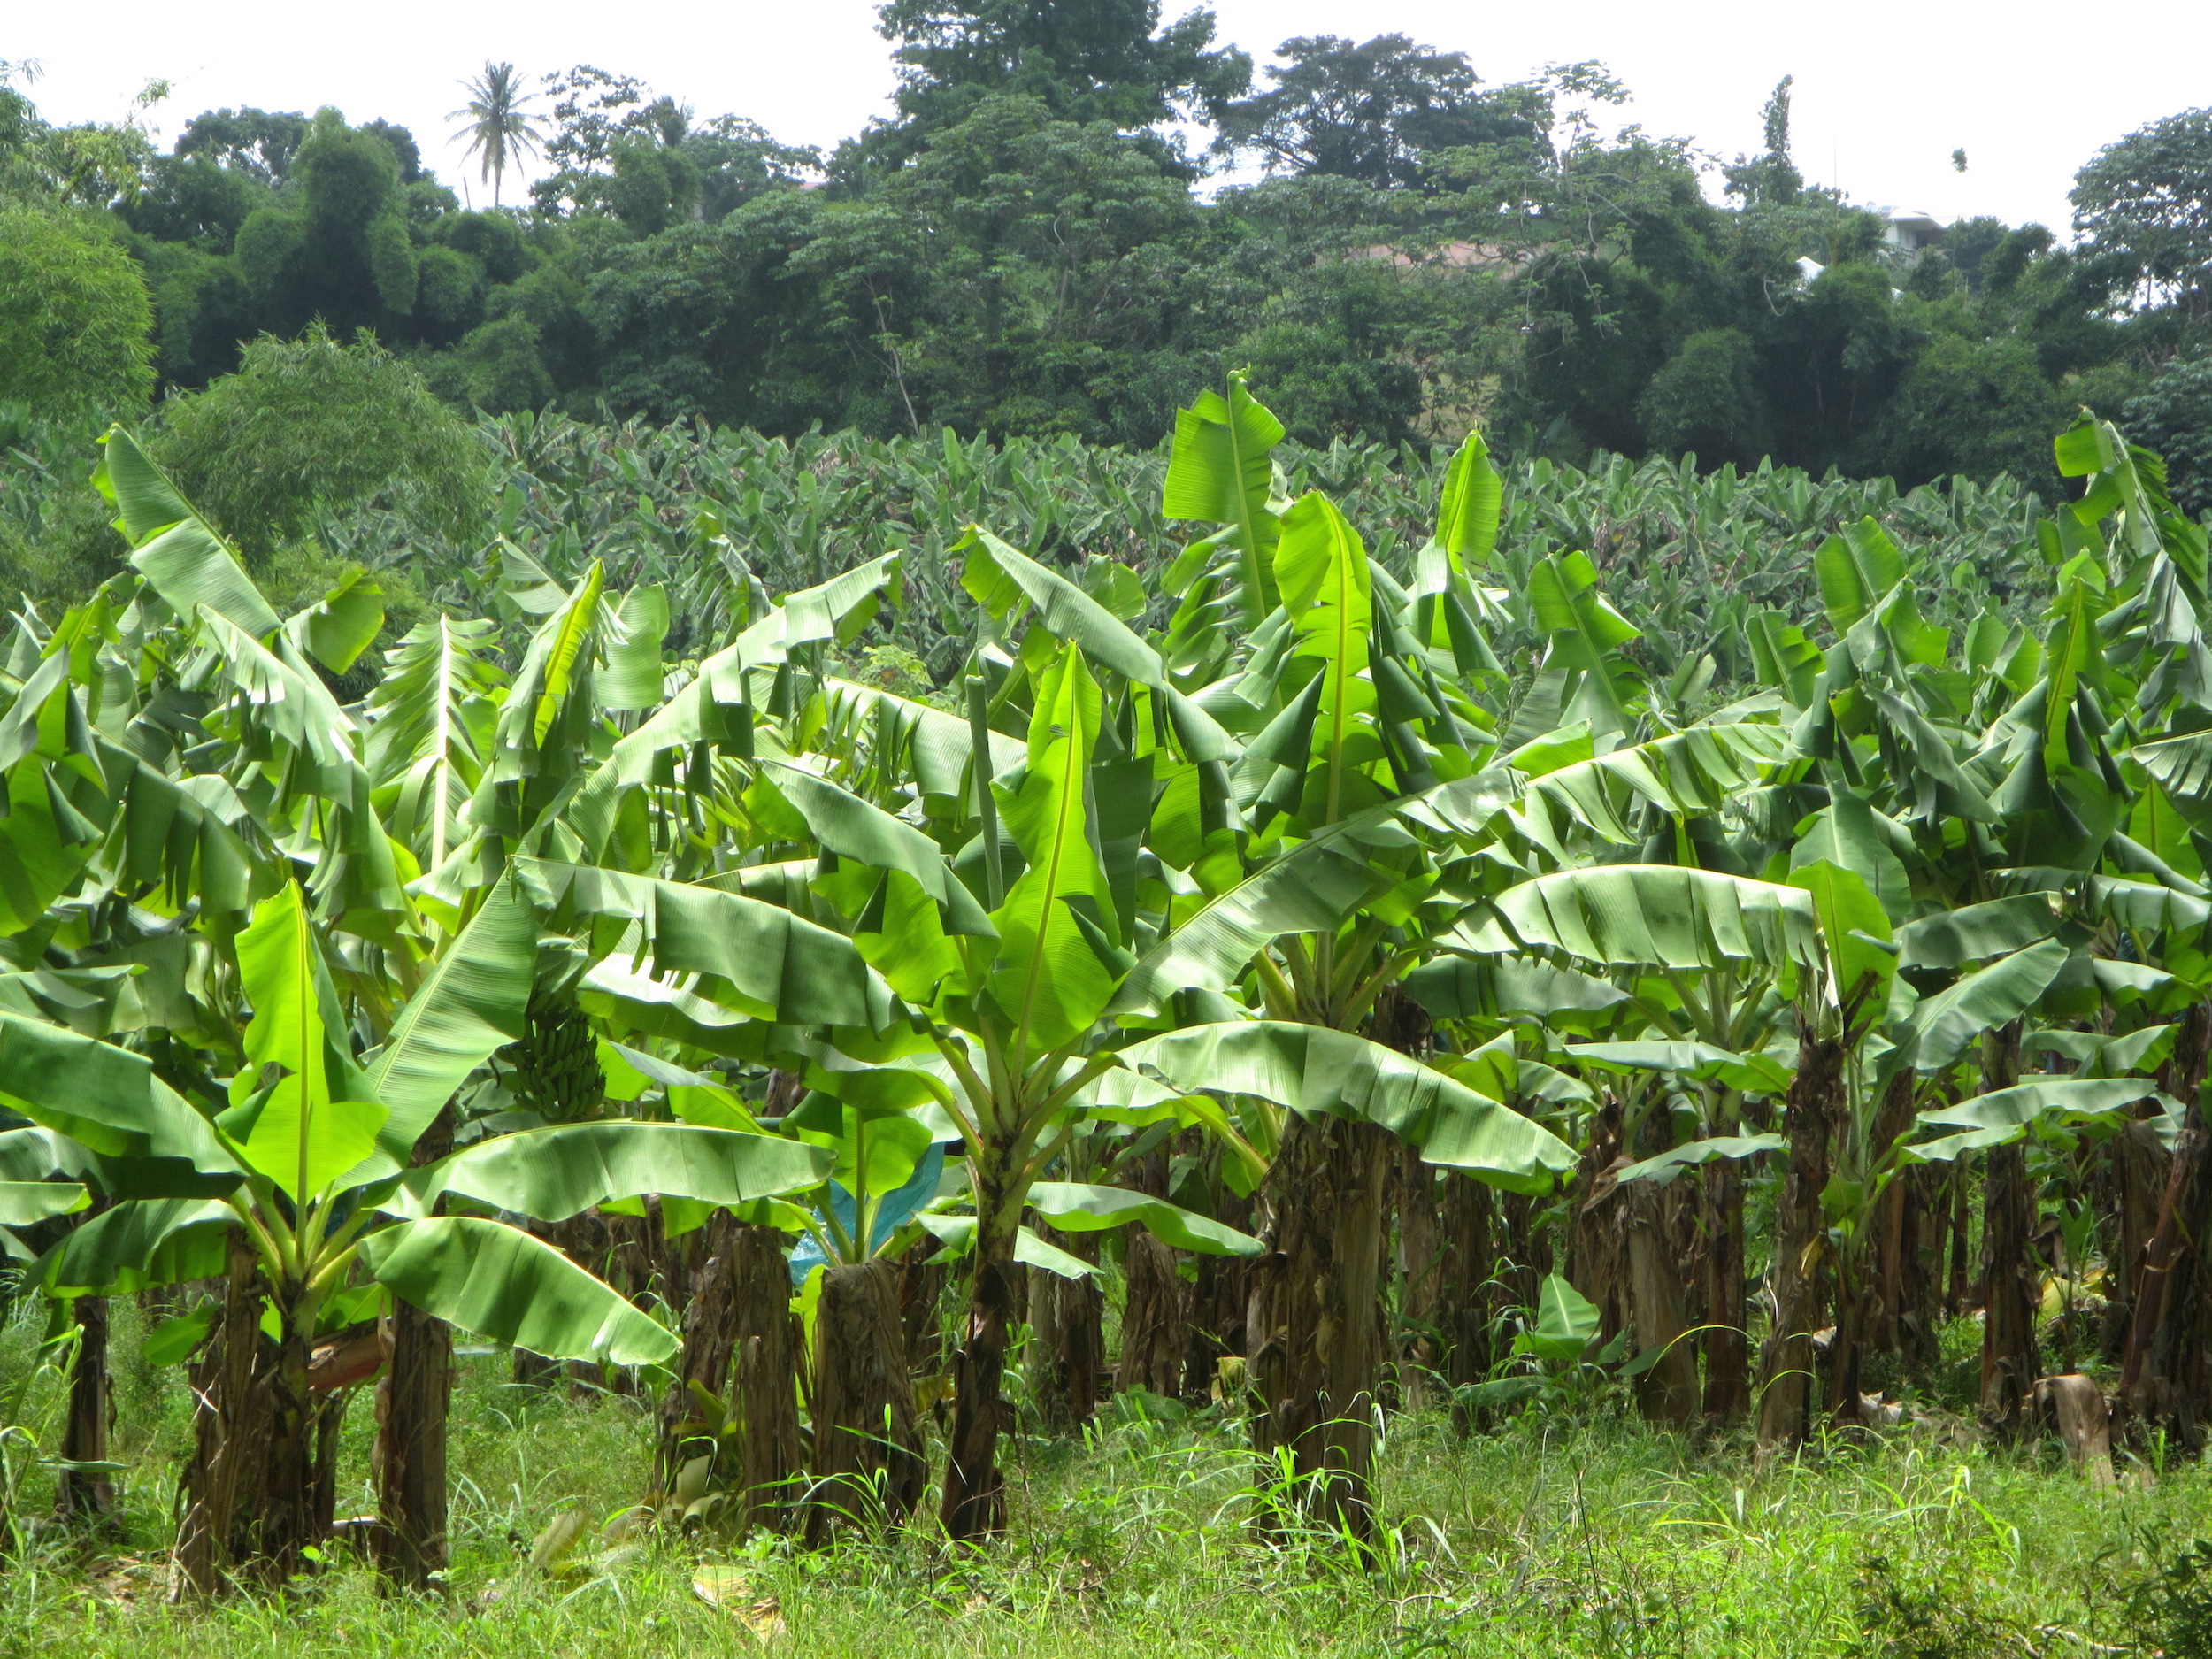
top-left (510, 987), bottom-right (606, 1125)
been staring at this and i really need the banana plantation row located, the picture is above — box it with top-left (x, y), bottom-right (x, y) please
top-left (0, 378), bottom-right (2206, 1594)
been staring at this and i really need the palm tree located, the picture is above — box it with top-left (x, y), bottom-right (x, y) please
top-left (449, 61), bottom-right (542, 208)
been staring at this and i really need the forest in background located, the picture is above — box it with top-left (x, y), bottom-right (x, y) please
top-left (3, 0), bottom-right (2212, 510)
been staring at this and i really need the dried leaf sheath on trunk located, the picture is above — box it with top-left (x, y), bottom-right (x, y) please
top-left (1624, 1179), bottom-right (1698, 1427)
top-left (940, 1155), bottom-right (1018, 1542)
top-left (1979, 1020), bottom-right (2039, 1438)
top-left (2122, 1002), bottom-right (2212, 1441)
top-left (57, 1194), bottom-right (115, 1528)
top-left (806, 1259), bottom-right (925, 1541)
top-left (659, 1220), bottom-right (803, 1532)
top-left (1701, 1156), bottom-right (1751, 1423)
top-left (1119, 1150), bottom-right (1187, 1400)
top-left (1757, 1031), bottom-right (1843, 1449)
top-left (173, 1232), bottom-right (331, 1594)
top-left (374, 1103), bottom-right (455, 1590)
top-left (1245, 1112), bottom-right (1392, 1543)
top-left (1029, 1232), bottom-right (1103, 1431)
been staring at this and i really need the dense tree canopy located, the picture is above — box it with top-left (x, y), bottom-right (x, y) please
top-left (2073, 106), bottom-right (2212, 326)
top-left (1212, 35), bottom-right (1541, 188)
top-left (873, 0), bottom-right (1249, 149)
top-left (0, 205), bottom-right (155, 426)
top-left (2, 29), bottom-right (2208, 503)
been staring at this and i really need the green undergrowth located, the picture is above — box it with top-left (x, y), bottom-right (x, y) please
top-left (3, 1303), bottom-right (2212, 1656)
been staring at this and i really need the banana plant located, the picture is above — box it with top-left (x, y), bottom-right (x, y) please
top-left (1447, 863), bottom-right (1819, 1421)
top-left (7, 879), bottom-right (826, 1587)
top-left (1120, 378), bottom-right (1594, 1539)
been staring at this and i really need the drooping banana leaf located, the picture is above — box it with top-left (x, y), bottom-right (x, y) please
top-left (1563, 1041), bottom-right (1791, 1097)
top-left (1903, 939), bottom-right (2070, 1073)
top-left (0, 1010), bottom-right (237, 1179)
top-left (37, 1197), bottom-right (235, 1296)
top-left (1894, 895), bottom-right (2062, 969)
top-left (358, 1216), bottom-right (679, 1365)
top-left (1402, 956), bottom-right (1630, 1031)
top-left (1123, 1021), bottom-right (1574, 1193)
top-left (1903, 1077), bottom-right (2165, 1164)
top-left (1615, 1133), bottom-right (1787, 1187)
top-left (396, 1121), bottom-right (828, 1222)
top-left (522, 861), bottom-right (901, 1034)
top-left (96, 426), bottom-right (281, 639)
top-left (1026, 1181), bottom-right (1260, 1256)
top-left (1108, 805), bottom-right (1401, 1018)
top-left (1452, 864), bottom-right (1818, 976)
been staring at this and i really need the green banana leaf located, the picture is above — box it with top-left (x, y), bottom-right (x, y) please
top-left (1453, 864), bottom-right (1817, 975)
top-left (0, 1179), bottom-right (87, 1225)
top-left (1403, 957), bottom-right (1630, 1030)
top-left (1814, 517), bottom-right (1906, 634)
top-left (288, 565), bottom-right (387, 675)
top-left (1272, 492), bottom-right (1373, 821)
top-left (1108, 806), bottom-right (1400, 1018)
top-left (1904, 1078), bottom-right (2163, 1164)
top-left (916, 1213), bottom-right (1102, 1280)
top-left (229, 883), bottom-right (386, 1202)
top-left (1510, 721), bottom-right (1790, 847)
top-left (985, 646), bottom-right (1120, 1051)
top-left (359, 1216), bottom-right (678, 1365)
top-left (523, 862), bottom-right (899, 1033)
top-left (1615, 1133), bottom-right (1787, 1187)
top-left (1894, 895), bottom-right (2063, 969)
top-left (1790, 860), bottom-right (1894, 1006)
top-left (38, 1197), bottom-right (234, 1296)
top-left (1027, 1181), bottom-right (1260, 1256)
top-left (1905, 939), bottom-right (2070, 1073)
top-left (758, 762), bottom-right (994, 935)
top-left (595, 583), bottom-right (669, 711)
top-left (365, 875), bottom-right (536, 1162)
top-left (1160, 372), bottom-right (1283, 623)
top-left (0, 1011), bottom-right (237, 1178)
top-left (396, 1122), bottom-right (829, 1222)
top-left (1432, 428), bottom-right (1501, 565)
top-left (1790, 789), bottom-right (1911, 921)
top-left (1517, 1273), bottom-right (1601, 1363)
top-left (1526, 552), bottom-right (1643, 739)
top-left (1123, 1021), bottom-right (1574, 1193)
top-left (96, 426), bottom-right (281, 639)
top-left (1563, 1041), bottom-right (1791, 1096)
top-left (959, 528), bottom-right (1233, 764)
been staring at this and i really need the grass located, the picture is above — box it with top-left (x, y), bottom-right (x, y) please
top-left (0, 1302), bottom-right (2208, 1657)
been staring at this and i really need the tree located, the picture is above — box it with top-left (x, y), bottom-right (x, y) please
top-left (1636, 326), bottom-right (1767, 468)
top-left (173, 107), bottom-right (308, 184)
top-left (1724, 76), bottom-right (1803, 207)
top-left (450, 63), bottom-right (544, 210)
top-left (871, 0), bottom-right (1249, 157)
top-left (2072, 106), bottom-right (2212, 325)
top-left (531, 65), bottom-right (649, 216)
top-left (2126, 350), bottom-right (2212, 514)
top-left (227, 109), bottom-right (419, 342)
top-left (1867, 332), bottom-right (2064, 489)
top-left (0, 207), bottom-right (155, 429)
top-left (1213, 35), bottom-right (1539, 189)
top-left (153, 327), bottom-right (488, 564)
top-left (1125, 378), bottom-right (1579, 1535)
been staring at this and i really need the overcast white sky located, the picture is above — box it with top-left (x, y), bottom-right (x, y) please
top-left (13, 0), bottom-right (2211, 232)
